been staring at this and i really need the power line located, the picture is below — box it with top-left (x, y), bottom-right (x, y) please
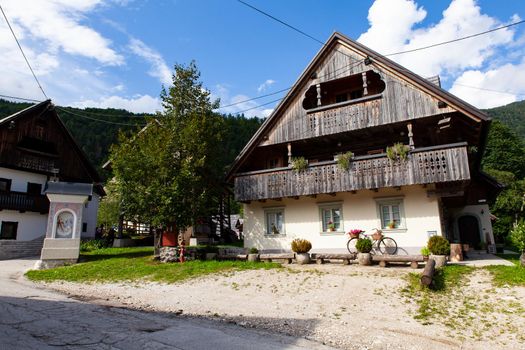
top-left (453, 83), bottom-right (525, 96)
top-left (385, 19), bottom-right (525, 56)
top-left (0, 94), bottom-right (42, 103)
top-left (0, 5), bottom-right (48, 100)
top-left (55, 106), bottom-right (146, 127)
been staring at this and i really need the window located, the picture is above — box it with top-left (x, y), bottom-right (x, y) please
top-left (27, 182), bottom-right (42, 195)
top-left (0, 178), bottom-right (11, 192)
top-left (319, 203), bottom-right (343, 233)
top-left (265, 208), bottom-right (284, 235)
top-left (377, 198), bottom-right (406, 230)
top-left (268, 158), bottom-right (280, 169)
top-left (82, 223), bottom-right (87, 233)
top-left (0, 221), bottom-right (18, 239)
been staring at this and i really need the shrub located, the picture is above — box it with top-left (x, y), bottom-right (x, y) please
top-left (291, 239), bottom-right (312, 253)
top-left (510, 221), bottom-right (525, 252)
top-left (291, 157), bottom-right (308, 172)
top-left (355, 238), bottom-right (373, 253)
top-left (249, 247), bottom-right (259, 254)
top-left (80, 239), bottom-right (111, 252)
top-left (336, 151), bottom-right (354, 170)
top-left (427, 236), bottom-right (450, 255)
top-left (420, 246), bottom-right (430, 256)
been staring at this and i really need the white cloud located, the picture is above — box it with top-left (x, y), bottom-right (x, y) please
top-left (2, 0), bottom-right (124, 66)
top-left (358, 0), bottom-right (521, 108)
top-left (71, 94), bottom-right (162, 113)
top-left (257, 79), bottom-right (276, 93)
top-left (128, 38), bottom-right (172, 86)
top-left (450, 61), bottom-right (525, 108)
top-left (213, 84), bottom-right (275, 118)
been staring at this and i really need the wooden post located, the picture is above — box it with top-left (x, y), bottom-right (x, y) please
top-left (420, 259), bottom-right (436, 286)
top-left (407, 123), bottom-right (414, 150)
top-left (287, 143), bottom-right (292, 166)
top-left (316, 83), bottom-right (321, 107)
top-left (362, 72), bottom-right (368, 96)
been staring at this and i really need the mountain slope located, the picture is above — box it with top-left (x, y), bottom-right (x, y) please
top-left (485, 100), bottom-right (525, 142)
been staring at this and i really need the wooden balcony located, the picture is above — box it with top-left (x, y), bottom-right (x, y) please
top-left (234, 143), bottom-right (470, 202)
top-left (0, 191), bottom-right (49, 213)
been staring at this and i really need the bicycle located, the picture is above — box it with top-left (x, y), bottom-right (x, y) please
top-left (346, 229), bottom-right (398, 255)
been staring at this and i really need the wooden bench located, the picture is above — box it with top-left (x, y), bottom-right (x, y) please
top-left (311, 253), bottom-right (357, 265)
top-left (372, 255), bottom-right (425, 269)
top-left (259, 253), bottom-right (294, 264)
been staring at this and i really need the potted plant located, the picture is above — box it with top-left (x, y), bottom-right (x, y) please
top-left (386, 142), bottom-right (409, 163)
top-left (420, 246), bottom-right (430, 261)
top-left (387, 221), bottom-right (396, 229)
top-left (291, 156), bottom-right (308, 172)
top-left (291, 238), bottom-right (312, 264)
top-left (327, 221), bottom-right (336, 232)
top-left (427, 236), bottom-right (450, 268)
top-left (355, 238), bottom-right (373, 265)
top-left (348, 229), bottom-right (363, 239)
top-left (248, 247), bottom-right (259, 262)
top-left (336, 151), bottom-right (354, 171)
top-left (509, 221), bottom-right (525, 267)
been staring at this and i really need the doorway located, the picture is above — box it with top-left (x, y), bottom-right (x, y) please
top-left (458, 215), bottom-right (481, 247)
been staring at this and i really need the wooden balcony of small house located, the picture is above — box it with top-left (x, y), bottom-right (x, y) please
top-left (0, 191), bottom-right (50, 213)
top-left (234, 142), bottom-right (470, 202)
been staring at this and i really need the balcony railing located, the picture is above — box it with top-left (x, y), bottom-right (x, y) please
top-left (234, 143), bottom-right (470, 202)
top-left (0, 191), bottom-right (49, 213)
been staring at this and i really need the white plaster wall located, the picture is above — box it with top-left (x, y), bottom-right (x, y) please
top-left (0, 167), bottom-right (47, 192)
top-left (244, 185), bottom-right (442, 254)
top-left (81, 194), bottom-right (100, 238)
top-left (449, 204), bottom-right (495, 245)
top-left (0, 210), bottom-right (47, 240)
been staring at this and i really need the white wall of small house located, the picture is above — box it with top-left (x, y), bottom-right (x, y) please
top-left (0, 210), bottom-right (47, 241)
top-left (243, 185), bottom-right (442, 254)
top-left (448, 204), bottom-right (495, 245)
top-left (0, 167), bottom-right (47, 192)
top-left (81, 194), bottom-right (100, 238)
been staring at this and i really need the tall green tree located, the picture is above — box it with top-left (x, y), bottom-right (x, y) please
top-left (109, 62), bottom-right (224, 231)
top-left (482, 120), bottom-right (525, 178)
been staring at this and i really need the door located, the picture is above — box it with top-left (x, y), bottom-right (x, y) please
top-left (458, 215), bottom-right (481, 247)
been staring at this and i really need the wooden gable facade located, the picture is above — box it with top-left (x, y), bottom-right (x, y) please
top-left (228, 33), bottom-right (495, 203)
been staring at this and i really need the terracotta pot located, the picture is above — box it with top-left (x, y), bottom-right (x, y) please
top-left (430, 254), bottom-right (447, 268)
top-left (357, 252), bottom-right (372, 266)
top-left (295, 253), bottom-right (311, 265)
top-left (247, 254), bottom-right (259, 262)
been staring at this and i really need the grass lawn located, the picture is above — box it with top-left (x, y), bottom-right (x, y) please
top-left (484, 253), bottom-right (525, 287)
top-left (26, 247), bottom-right (281, 284)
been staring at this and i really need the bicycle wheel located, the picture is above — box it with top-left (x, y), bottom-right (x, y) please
top-left (346, 237), bottom-right (358, 254)
top-left (378, 237), bottom-right (397, 255)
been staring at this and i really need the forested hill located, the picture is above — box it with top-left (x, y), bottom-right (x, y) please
top-left (485, 100), bottom-right (525, 141)
top-left (0, 99), bottom-right (263, 180)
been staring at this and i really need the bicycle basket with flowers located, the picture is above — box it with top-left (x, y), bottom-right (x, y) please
top-left (371, 228), bottom-right (383, 241)
top-left (348, 229), bottom-right (363, 239)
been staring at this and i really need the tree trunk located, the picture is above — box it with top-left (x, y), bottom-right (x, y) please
top-left (420, 259), bottom-right (436, 286)
top-left (153, 228), bottom-right (162, 259)
top-left (520, 252), bottom-right (525, 267)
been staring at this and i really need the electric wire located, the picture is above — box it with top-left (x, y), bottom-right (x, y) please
top-left (55, 106), bottom-right (146, 127)
top-left (0, 5), bottom-right (49, 100)
top-left (0, 94), bottom-right (42, 103)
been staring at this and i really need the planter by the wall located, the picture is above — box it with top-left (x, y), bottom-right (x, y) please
top-left (357, 252), bottom-right (372, 266)
top-left (430, 254), bottom-right (447, 268)
top-left (247, 253), bottom-right (260, 262)
top-left (295, 253), bottom-right (311, 265)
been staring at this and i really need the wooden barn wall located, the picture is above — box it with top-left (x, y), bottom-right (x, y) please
top-left (0, 109), bottom-right (94, 182)
top-left (260, 42), bottom-right (456, 147)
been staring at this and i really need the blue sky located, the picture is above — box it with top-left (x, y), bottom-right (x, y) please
top-left (1, 0), bottom-right (525, 116)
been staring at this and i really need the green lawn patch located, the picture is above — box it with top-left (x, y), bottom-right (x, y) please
top-left (485, 253), bottom-right (525, 287)
top-left (25, 246), bottom-right (281, 284)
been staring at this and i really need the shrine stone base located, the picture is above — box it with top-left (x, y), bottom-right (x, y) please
top-left (36, 238), bottom-right (80, 269)
top-left (34, 258), bottom-right (78, 270)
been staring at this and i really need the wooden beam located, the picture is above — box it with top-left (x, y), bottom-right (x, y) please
top-left (258, 199), bottom-right (266, 203)
top-left (328, 192), bottom-right (336, 197)
top-left (291, 196), bottom-right (299, 200)
top-left (370, 188), bottom-right (378, 192)
top-left (308, 194), bottom-right (317, 198)
top-left (273, 198), bottom-right (282, 201)
top-left (394, 186), bottom-right (401, 191)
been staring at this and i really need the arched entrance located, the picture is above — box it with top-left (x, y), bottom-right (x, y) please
top-left (458, 215), bottom-right (481, 247)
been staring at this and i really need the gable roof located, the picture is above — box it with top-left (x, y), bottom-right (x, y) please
top-left (226, 32), bottom-right (490, 181)
top-left (0, 100), bottom-right (105, 195)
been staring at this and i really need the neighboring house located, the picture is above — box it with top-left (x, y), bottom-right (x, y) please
top-left (0, 100), bottom-right (104, 259)
top-left (227, 32), bottom-right (502, 254)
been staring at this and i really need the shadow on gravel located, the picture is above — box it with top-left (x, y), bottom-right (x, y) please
top-left (0, 295), bottom-right (326, 350)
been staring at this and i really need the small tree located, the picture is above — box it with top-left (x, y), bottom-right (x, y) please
top-left (510, 221), bottom-right (525, 266)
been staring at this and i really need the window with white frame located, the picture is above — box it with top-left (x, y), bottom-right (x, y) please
top-left (319, 203), bottom-right (343, 232)
top-left (265, 208), bottom-right (284, 235)
top-left (377, 198), bottom-right (406, 230)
